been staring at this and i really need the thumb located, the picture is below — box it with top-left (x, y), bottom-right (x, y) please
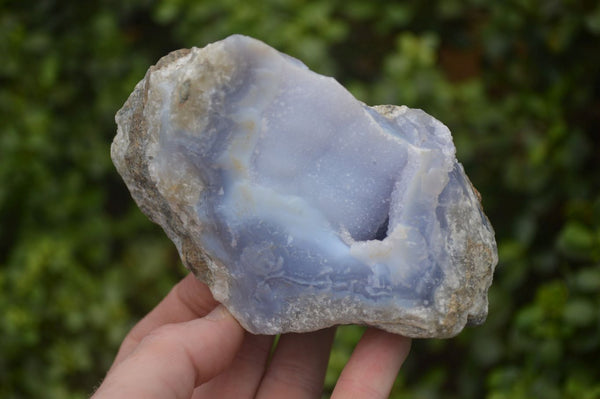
top-left (92, 305), bottom-right (245, 399)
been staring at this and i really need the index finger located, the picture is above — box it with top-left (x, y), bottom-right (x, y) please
top-left (110, 273), bottom-right (219, 369)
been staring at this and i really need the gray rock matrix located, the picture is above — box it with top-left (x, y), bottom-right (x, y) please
top-left (112, 35), bottom-right (497, 338)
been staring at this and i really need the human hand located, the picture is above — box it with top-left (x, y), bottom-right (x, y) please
top-left (92, 273), bottom-right (411, 399)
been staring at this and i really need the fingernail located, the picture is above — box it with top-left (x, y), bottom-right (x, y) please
top-left (204, 304), bottom-right (230, 321)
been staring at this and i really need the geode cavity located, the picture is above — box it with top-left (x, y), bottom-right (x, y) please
top-left (112, 34), bottom-right (497, 338)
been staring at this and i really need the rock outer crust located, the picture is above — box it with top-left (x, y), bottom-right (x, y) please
top-left (112, 37), bottom-right (498, 338)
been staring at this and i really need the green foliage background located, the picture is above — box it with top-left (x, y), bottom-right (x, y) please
top-left (2, 0), bottom-right (600, 397)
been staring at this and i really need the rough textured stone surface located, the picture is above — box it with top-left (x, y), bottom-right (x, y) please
top-left (112, 34), bottom-right (498, 338)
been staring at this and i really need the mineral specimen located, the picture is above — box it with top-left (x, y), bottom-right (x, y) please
top-left (112, 34), bottom-right (497, 338)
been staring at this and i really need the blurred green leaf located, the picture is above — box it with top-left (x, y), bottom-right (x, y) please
top-left (557, 222), bottom-right (598, 260)
top-left (563, 298), bottom-right (596, 327)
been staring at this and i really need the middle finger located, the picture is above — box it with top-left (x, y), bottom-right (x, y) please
top-left (255, 327), bottom-right (336, 399)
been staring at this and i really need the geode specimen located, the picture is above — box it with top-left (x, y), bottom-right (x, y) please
top-left (112, 35), bottom-right (497, 338)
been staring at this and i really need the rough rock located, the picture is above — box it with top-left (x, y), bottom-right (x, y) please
top-left (112, 34), bottom-right (498, 338)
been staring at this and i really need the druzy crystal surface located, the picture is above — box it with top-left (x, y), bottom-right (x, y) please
top-left (112, 35), bottom-right (497, 338)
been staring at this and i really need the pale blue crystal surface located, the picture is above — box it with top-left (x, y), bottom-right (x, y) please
top-left (114, 35), bottom-right (497, 336)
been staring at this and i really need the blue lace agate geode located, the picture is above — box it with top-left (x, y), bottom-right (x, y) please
top-left (112, 35), bottom-right (497, 338)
